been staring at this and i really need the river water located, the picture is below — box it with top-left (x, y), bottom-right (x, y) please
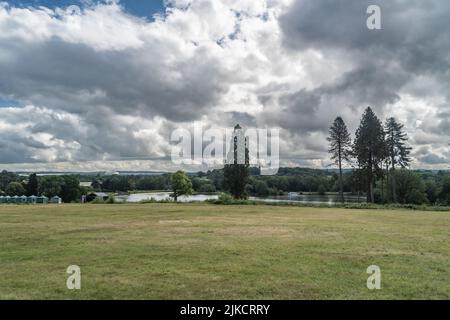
top-left (117, 193), bottom-right (365, 204)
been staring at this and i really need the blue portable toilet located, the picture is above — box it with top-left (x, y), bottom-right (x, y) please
top-left (20, 195), bottom-right (28, 204)
top-left (0, 196), bottom-right (5, 204)
top-left (37, 196), bottom-right (49, 204)
top-left (5, 195), bottom-right (11, 203)
top-left (50, 196), bottom-right (62, 204)
top-left (28, 195), bottom-right (37, 204)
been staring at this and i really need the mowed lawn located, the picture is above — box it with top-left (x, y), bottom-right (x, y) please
top-left (0, 203), bottom-right (449, 300)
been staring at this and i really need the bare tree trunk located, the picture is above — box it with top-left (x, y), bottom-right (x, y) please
top-left (385, 164), bottom-right (388, 202)
top-left (367, 151), bottom-right (374, 203)
top-left (381, 163), bottom-right (384, 203)
top-left (391, 160), bottom-right (397, 203)
top-left (338, 143), bottom-right (344, 203)
top-left (367, 179), bottom-right (374, 203)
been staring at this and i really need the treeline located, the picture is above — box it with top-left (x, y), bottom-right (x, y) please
top-left (1, 168), bottom-right (449, 206)
top-left (85, 167), bottom-right (450, 206)
top-left (0, 171), bottom-right (86, 203)
top-left (87, 168), bottom-right (336, 195)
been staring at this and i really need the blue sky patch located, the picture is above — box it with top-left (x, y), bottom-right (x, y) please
top-left (3, 0), bottom-right (165, 19)
top-left (0, 98), bottom-right (24, 108)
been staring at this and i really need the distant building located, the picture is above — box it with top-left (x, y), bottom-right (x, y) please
top-left (50, 196), bottom-right (62, 204)
top-left (0, 195), bottom-right (60, 205)
top-left (27, 195), bottom-right (37, 204)
top-left (20, 195), bottom-right (28, 204)
top-left (86, 192), bottom-right (109, 202)
top-left (37, 196), bottom-right (49, 204)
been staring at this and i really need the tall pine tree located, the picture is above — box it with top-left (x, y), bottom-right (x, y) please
top-left (385, 117), bottom-right (411, 202)
top-left (224, 125), bottom-right (250, 199)
top-left (327, 117), bottom-right (352, 203)
top-left (353, 107), bottom-right (386, 203)
top-left (26, 173), bottom-right (39, 196)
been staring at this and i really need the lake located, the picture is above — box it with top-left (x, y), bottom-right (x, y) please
top-left (250, 194), bottom-right (365, 204)
top-left (116, 193), bottom-right (218, 203)
top-left (117, 192), bottom-right (365, 204)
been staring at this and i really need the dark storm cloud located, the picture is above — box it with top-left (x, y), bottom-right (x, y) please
top-left (280, 0), bottom-right (450, 92)
top-left (0, 132), bottom-right (42, 163)
top-left (281, 0), bottom-right (450, 61)
top-left (223, 112), bottom-right (257, 127)
top-left (0, 39), bottom-right (228, 122)
top-left (263, 63), bottom-right (406, 134)
top-left (276, 0), bottom-right (450, 153)
top-left (417, 153), bottom-right (448, 165)
top-left (436, 111), bottom-right (450, 135)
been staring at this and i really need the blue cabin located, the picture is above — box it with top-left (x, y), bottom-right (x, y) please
top-left (28, 195), bottom-right (38, 204)
top-left (37, 196), bottom-right (49, 204)
top-left (50, 196), bottom-right (62, 204)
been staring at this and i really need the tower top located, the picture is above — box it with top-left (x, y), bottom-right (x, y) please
top-left (234, 124), bottom-right (242, 130)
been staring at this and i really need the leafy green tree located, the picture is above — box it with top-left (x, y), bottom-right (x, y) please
top-left (317, 183), bottom-right (327, 196)
top-left (198, 183), bottom-right (216, 193)
top-left (253, 180), bottom-right (270, 197)
top-left (206, 169), bottom-right (224, 190)
top-left (60, 175), bottom-right (81, 203)
top-left (224, 164), bottom-right (249, 199)
top-left (91, 178), bottom-right (102, 191)
top-left (353, 107), bottom-right (387, 203)
top-left (392, 170), bottom-right (427, 205)
top-left (0, 170), bottom-right (18, 190)
top-left (101, 176), bottom-right (132, 192)
top-left (438, 175), bottom-right (450, 205)
top-left (26, 173), bottom-right (39, 196)
top-left (327, 116), bottom-right (352, 202)
top-left (6, 182), bottom-right (26, 196)
top-left (170, 171), bottom-right (193, 202)
top-left (385, 117), bottom-right (412, 202)
top-left (39, 176), bottom-right (63, 197)
top-left (425, 180), bottom-right (439, 205)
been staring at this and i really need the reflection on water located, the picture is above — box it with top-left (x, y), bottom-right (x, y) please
top-left (117, 192), bottom-right (365, 204)
top-left (250, 194), bottom-right (366, 204)
top-left (116, 193), bottom-right (218, 203)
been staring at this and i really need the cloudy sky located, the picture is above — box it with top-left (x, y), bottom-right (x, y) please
top-left (0, 0), bottom-right (449, 172)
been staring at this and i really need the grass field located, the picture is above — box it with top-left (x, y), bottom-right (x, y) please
top-left (0, 203), bottom-right (449, 300)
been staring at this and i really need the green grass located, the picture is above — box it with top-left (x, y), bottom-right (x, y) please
top-left (0, 203), bottom-right (449, 300)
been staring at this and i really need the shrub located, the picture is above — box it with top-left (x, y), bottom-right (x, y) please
top-left (140, 197), bottom-right (173, 204)
top-left (91, 197), bottom-right (105, 204)
top-left (105, 194), bottom-right (116, 204)
top-left (207, 193), bottom-right (258, 205)
top-left (198, 183), bottom-right (216, 193)
top-left (5, 182), bottom-right (26, 196)
top-left (217, 193), bottom-right (234, 204)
